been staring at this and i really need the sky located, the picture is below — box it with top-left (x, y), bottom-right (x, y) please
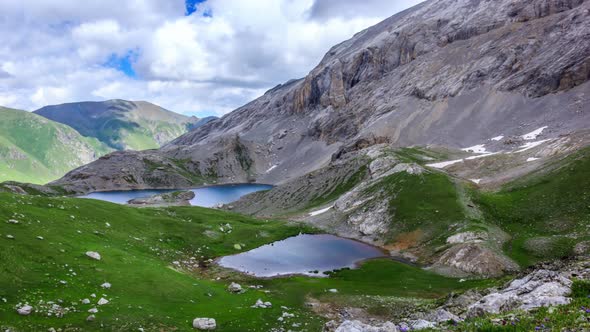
top-left (0, 0), bottom-right (424, 117)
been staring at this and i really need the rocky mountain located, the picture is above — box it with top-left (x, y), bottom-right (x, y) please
top-left (35, 99), bottom-right (202, 151)
top-left (54, 0), bottom-right (590, 194)
top-left (0, 107), bottom-right (112, 184)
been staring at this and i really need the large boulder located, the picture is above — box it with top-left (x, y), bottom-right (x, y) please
top-left (193, 318), bottom-right (216, 330)
top-left (334, 320), bottom-right (398, 332)
top-left (467, 269), bottom-right (572, 316)
top-left (431, 243), bottom-right (519, 277)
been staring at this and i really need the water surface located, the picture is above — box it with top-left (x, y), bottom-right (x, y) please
top-left (80, 184), bottom-right (273, 207)
top-left (218, 234), bottom-right (386, 277)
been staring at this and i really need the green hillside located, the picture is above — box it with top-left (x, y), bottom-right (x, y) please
top-left (0, 193), bottom-right (485, 331)
top-left (34, 100), bottom-right (203, 151)
top-left (0, 107), bottom-right (112, 184)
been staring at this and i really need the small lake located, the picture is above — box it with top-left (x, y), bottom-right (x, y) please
top-left (218, 234), bottom-right (387, 277)
top-left (80, 183), bottom-right (273, 207)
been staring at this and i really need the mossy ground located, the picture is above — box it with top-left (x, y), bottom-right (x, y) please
top-left (0, 193), bottom-right (484, 331)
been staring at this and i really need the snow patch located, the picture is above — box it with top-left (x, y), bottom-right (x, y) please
top-left (462, 144), bottom-right (488, 154)
top-left (490, 135), bottom-right (504, 141)
top-left (522, 126), bottom-right (548, 140)
top-left (309, 206), bottom-right (333, 217)
top-left (516, 140), bottom-right (550, 153)
top-left (527, 157), bottom-right (540, 162)
top-left (265, 165), bottom-right (278, 173)
top-left (471, 179), bottom-right (482, 184)
top-left (426, 152), bottom-right (502, 169)
top-left (426, 159), bottom-right (463, 169)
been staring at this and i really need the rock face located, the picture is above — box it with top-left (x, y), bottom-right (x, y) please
top-left (127, 190), bottom-right (195, 207)
top-left (51, 0), bottom-right (590, 194)
top-left (467, 269), bottom-right (572, 316)
top-left (431, 243), bottom-right (519, 278)
top-left (192, 318), bottom-right (216, 330)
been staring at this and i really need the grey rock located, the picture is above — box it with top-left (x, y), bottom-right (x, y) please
top-left (85, 251), bottom-right (101, 261)
top-left (431, 243), bottom-right (519, 277)
top-left (334, 320), bottom-right (399, 332)
top-left (227, 282), bottom-right (242, 293)
top-left (17, 304), bottom-right (33, 315)
top-left (192, 318), bottom-right (216, 330)
top-left (467, 269), bottom-right (572, 316)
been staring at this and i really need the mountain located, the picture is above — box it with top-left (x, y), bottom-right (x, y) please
top-left (0, 107), bottom-right (112, 184)
top-left (34, 99), bottom-right (201, 151)
top-left (54, 0), bottom-right (590, 194)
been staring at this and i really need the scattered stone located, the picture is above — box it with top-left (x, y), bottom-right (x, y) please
top-left (7, 219), bottom-right (19, 224)
top-left (227, 282), bottom-right (242, 293)
top-left (81, 299), bottom-right (90, 304)
top-left (328, 289), bottom-right (338, 293)
top-left (101, 282), bottom-right (111, 289)
top-left (6, 235), bottom-right (14, 239)
top-left (251, 299), bottom-right (272, 308)
top-left (36, 236), bottom-right (44, 240)
top-left (86, 314), bottom-right (96, 321)
top-left (192, 317), bottom-right (216, 330)
top-left (97, 298), bottom-right (109, 305)
top-left (17, 304), bottom-right (33, 315)
top-left (88, 308), bottom-right (98, 313)
top-left (85, 251), bottom-right (101, 260)
top-left (233, 244), bottom-right (242, 250)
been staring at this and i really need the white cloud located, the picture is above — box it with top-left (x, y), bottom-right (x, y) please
top-left (0, 0), bottom-right (424, 116)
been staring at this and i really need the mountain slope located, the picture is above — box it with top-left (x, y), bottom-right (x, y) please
top-left (53, 0), bottom-right (590, 194)
top-left (0, 107), bottom-right (112, 184)
top-left (35, 100), bottom-right (200, 151)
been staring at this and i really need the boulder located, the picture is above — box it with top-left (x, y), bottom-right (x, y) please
top-left (432, 243), bottom-right (519, 277)
top-left (334, 320), bottom-right (398, 332)
top-left (467, 269), bottom-right (572, 316)
top-left (410, 319), bottom-right (436, 330)
top-left (17, 304), bottom-right (33, 315)
top-left (227, 282), bottom-right (242, 293)
top-left (97, 298), bottom-right (109, 305)
top-left (85, 251), bottom-right (101, 260)
top-left (193, 318), bottom-right (216, 330)
top-left (251, 299), bottom-right (272, 308)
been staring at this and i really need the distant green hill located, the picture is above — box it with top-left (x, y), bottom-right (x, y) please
top-left (0, 107), bottom-right (113, 184)
top-left (34, 100), bottom-right (206, 151)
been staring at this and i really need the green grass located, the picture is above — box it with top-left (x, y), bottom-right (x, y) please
top-left (366, 171), bottom-right (466, 244)
top-left (475, 147), bottom-right (590, 267)
top-left (0, 107), bottom-right (112, 184)
top-left (0, 193), bottom-right (483, 331)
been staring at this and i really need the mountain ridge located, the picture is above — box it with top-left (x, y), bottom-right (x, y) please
top-left (52, 0), bottom-right (590, 194)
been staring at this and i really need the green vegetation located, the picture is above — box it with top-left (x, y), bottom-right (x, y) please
top-left (0, 107), bottom-right (112, 184)
top-left (475, 147), bottom-right (590, 266)
top-left (0, 192), bottom-right (484, 331)
top-left (34, 100), bottom-right (196, 151)
top-left (306, 165), bottom-right (368, 209)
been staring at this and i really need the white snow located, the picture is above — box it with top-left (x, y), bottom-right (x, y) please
top-left (465, 151), bottom-right (502, 160)
top-left (266, 165), bottom-right (278, 173)
top-left (426, 152), bottom-right (502, 169)
top-left (516, 140), bottom-right (550, 153)
top-left (461, 144), bottom-right (488, 154)
top-left (426, 159), bottom-right (464, 169)
top-left (309, 206), bottom-right (333, 217)
top-left (521, 126), bottom-right (548, 140)
top-left (527, 157), bottom-right (540, 162)
top-left (471, 179), bottom-right (482, 184)
top-left (490, 135), bottom-right (504, 141)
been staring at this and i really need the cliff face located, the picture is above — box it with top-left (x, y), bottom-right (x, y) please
top-left (53, 0), bottom-right (590, 193)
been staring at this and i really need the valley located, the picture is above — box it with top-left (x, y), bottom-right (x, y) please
top-left (1, 0), bottom-right (589, 330)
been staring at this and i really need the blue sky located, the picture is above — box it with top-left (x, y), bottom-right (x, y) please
top-left (0, 0), bottom-right (424, 117)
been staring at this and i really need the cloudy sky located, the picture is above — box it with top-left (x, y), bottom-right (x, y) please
top-left (0, 0), bottom-right (424, 117)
